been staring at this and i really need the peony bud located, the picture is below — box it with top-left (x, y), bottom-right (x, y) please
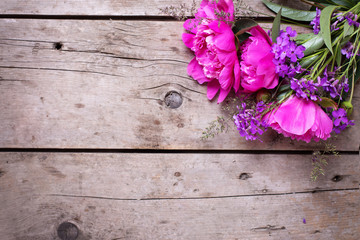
top-left (256, 89), bottom-right (271, 103)
top-left (340, 101), bottom-right (353, 117)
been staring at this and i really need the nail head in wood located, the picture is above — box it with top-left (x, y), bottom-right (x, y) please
top-left (164, 91), bottom-right (182, 109)
top-left (57, 222), bottom-right (79, 240)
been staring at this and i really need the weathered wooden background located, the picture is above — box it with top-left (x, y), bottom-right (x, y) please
top-left (0, 0), bottom-right (359, 239)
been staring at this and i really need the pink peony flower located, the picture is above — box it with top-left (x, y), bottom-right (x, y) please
top-left (182, 0), bottom-right (240, 103)
top-left (263, 95), bottom-right (333, 143)
top-left (240, 26), bottom-right (278, 93)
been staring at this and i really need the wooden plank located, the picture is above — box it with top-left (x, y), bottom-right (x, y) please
top-left (0, 153), bottom-right (358, 198)
top-left (0, 19), bottom-right (359, 150)
top-left (0, 153), bottom-right (359, 239)
top-left (0, 0), bottom-right (309, 17)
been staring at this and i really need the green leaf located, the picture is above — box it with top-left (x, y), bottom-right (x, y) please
top-left (237, 32), bottom-right (251, 45)
top-left (232, 19), bottom-right (258, 36)
top-left (302, 35), bottom-right (325, 56)
top-left (335, 43), bottom-right (342, 66)
top-left (300, 55), bottom-right (320, 68)
top-left (262, 0), bottom-right (317, 21)
top-left (331, 0), bottom-right (355, 8)
top-left (344, 22), bottom-right (354, 37)
top-left (317, 97), bottom-right (338, 110)
top-left (311, 0), bottom-right (356, 7)
top-left (320, 5), bottom-right (338, 55)
top-left (353, 57), bottom-right (360, 84)
top-left (296, 33), bottom-right (315, 42)
top-left (309, 0), bottom-right (335, 3)
top-left (272, 7), bottom-right (282, 43)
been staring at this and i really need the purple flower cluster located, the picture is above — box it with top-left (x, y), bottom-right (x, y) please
top-left (344, 12), bottom-right (360, 27)
top-left (341, 42), bottom-right (359, 59)
top-left (233, 102), bottom-right (268, 141)
top-left (290, 78), bottom-right (320, 101)
top-left (318, 68), bottom-right (349, 99)
top-left (333, 12), bottom-right (360, 30)
top-left (331, 108), bottom-right (355, 134)
top-left (310, 8), bottom-right (321, 34)
top-left (272, 27), bottom-right (306, 78)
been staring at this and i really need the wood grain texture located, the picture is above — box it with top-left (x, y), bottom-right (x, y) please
top-left (0, 153), bottom-right (358, 199)
top-left (0, 153), bottom-right (359, 239)
top-left (0, 0), bottom-right (309, 17)
top-left (0, 19), bottom-right (359, 150)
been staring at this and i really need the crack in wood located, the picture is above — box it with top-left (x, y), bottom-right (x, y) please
top-left (48, 188), bottom-right (360, 201)
top-left (251, 225), bottom-right (286, 232)
top-left (140, 82), bottom-right (204, 95)
top-left (0, 65), bottom-right (125, 78)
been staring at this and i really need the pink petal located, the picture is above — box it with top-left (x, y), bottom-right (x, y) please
top-left (182, 33), bottom-right (194, 49)
top-left (207, 80), bottom-right (220, 100)
top-left (218, 65), bottom-right (234, 90)
top-left (184, 19), bottom-right (198, 34)
top-left (311, 104), bottom-right (333, 140)
top-left (245, 37), bottom-right (272, 67)
top-left (212, 24), bottom-right (236, 51)
top-left (274, 96), bottom-right (315, 135)
top-left (233, 59), bottom-right (241, 92)
top-left (217, 50), bottom-right (236, 66)
top-left (250, 25), bottom-right (273, 46)
top-left (187, 58), bottom-right (211, 84)
top-left (217, 86), bottom-right (232, 103)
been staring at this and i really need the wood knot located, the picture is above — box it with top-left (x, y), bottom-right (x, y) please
top-left (57, 222), bottom-right (79, 240)
top-left (174, 172), bottom-right (181, 177)
top-left (164, 91), bottom-right (182, 109)
top-left (53, 42), bottom-right (63, 50)
top-left (331, 175), bottom-right (343, 182)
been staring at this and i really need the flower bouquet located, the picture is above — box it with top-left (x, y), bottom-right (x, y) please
top-left (179, 0), bottom-right (359, 179)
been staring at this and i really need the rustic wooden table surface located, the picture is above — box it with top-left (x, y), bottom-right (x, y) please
top-left (0, 0), bottom-right (359, 239)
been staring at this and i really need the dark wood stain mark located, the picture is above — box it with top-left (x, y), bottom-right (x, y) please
top-left (174, 172), bottom-right (181, 177)
top-left (170, 47), bottom-right (179, 53)
top-left (32, 43), bottom-right (40, 55)
top-left (135, 115), bottom-right (163, 147)
top-left (44, 166), bottom-right (66, 178)
top-left (160, 38), bottom-right (168, 42)
top-left (38, 155), bottom-right (48, 161)
top-left (40, 96), bottom-right (44, 103)
top-left (75, 103), bottom-right (85, 108)
top-left (0, 169), bottom-right (5, 178)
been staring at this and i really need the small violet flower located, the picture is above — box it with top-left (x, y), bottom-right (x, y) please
top-left (290, 78), bottom-right (320, 101)
top-left (318, 68), bottom-right (349, 99)
top-left (341, 42), bottom-right (356, 59)
top-left (271, 27), bottom-right (305, 79)
top-left (233, 102), bottom-right (268, 141)
top-left (310, 8), bottom-right (321, 35)
top-left (331, 108), bottom-right (355, 134)
top-left (345, 12), bottom-right (360, 27)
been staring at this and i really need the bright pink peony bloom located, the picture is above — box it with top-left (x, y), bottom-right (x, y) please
top-left (263, 95), bottom-right (333, 143)
top-left (182, 0), bottom-right (240, 103)
top-left (240, 26), bottom-right (278, 93)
